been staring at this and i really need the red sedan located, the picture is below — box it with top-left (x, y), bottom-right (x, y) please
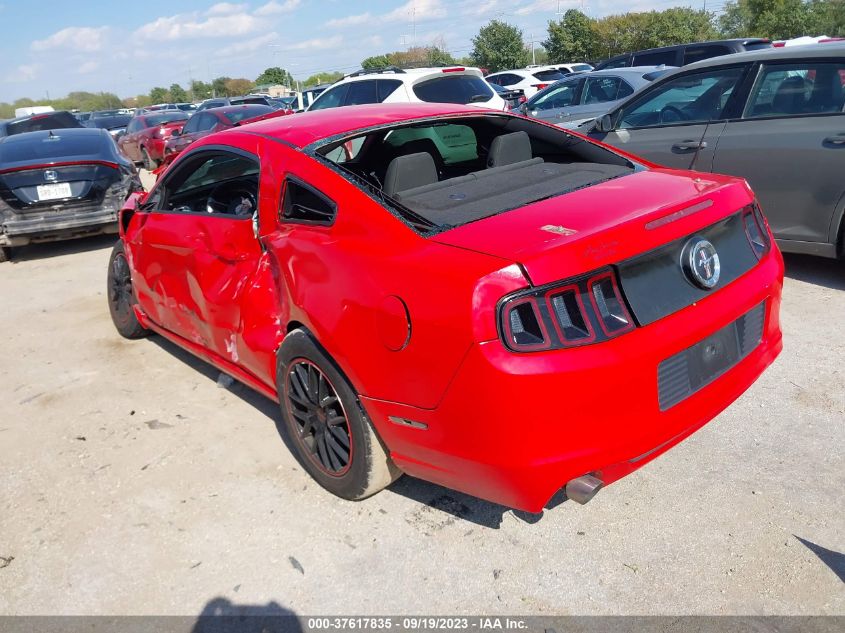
top-left (117, 111), bottom-right (187, 170)
top-left (164, 104), bottom-right (291, 162)
top-left (108, 103), bottom-right (783, 512)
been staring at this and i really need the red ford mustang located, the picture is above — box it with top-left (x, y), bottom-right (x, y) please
top-left (108, 103), bottom-right (783, 512)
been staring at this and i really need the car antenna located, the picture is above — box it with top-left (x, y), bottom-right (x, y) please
top-left (688, 117), bottom-right (711, 172)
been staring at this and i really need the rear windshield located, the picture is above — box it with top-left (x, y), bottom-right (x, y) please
top-left (317, 115), bottom-right (637, 234)
top-left (223, 105), bottom-right (273, 123)
top-left (412, 75), bottom-right (494, 104)
top-left (572, 64), bottom-right (593, 72)
top-left (90, 115), bottom-right (131, 129)
top-left (533, 70), bottom-right (565, 81)
top-left (0, 131), bottom-right (106, 164)
top-left (230, 97), bottom-right (267, 105)
top-left (146, 112), bottom-right (188, 126)
top-left (744, 41), bottom-right (773, 51)
top-left (5, 112), bottom-right (82, 136)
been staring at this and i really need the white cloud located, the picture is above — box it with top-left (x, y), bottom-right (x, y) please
top-left (135, 11), bottom-right (262, 40)
top-left (11, 63), bottom-right (40, 82)
top-left (255, 0), bottom-right (301, 16)
top-left (514, 0), bottom-right (573, 16)
top-left (31, 26), bottom-right (109, 52)
top-left (207, 2), bottom-right (248, 15)
top-left (218, 31), bottom-right (279, 56)
top-left (287, 35), bottom-right (343, 51)
top-left (77, 61), bottom-right (100, 74)
top-left (328, 0), bottom-right (445, 29)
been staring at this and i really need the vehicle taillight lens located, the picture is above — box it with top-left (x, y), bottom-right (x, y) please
top-left (502, 297), bottom-right (551, 351)
top-left (742, 203), bottom-right (771, 259)
top-left (532, 83), bottom-right (549, 90)
top-left (499, 268), bottom-right (635, 352)
top-left (587, 272), bottom-right (635, 336)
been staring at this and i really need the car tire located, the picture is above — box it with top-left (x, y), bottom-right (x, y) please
top-left (0, 246), bottom-right (11, 263)
top-left (276, 329), bottom-right (401, 500)
top-left (141, 147), bottom-right (156, 171)
top-left (107, 241), bottom-right (149, 339)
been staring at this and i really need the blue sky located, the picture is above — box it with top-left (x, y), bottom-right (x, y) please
top-left (0, 0), bottom-right (691, 102)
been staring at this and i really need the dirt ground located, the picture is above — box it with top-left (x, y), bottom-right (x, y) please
top-left (0, 232), bottom-right (843, 616)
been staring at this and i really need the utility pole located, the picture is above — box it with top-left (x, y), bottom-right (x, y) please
top-left (411, 5), bottom-right (416, 48)
top-left (528, 33), bottom-right (537, 65)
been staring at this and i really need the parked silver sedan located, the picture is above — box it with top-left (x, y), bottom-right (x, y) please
top-left (588, 43), bottom-right (845, 258)
top-left (518, 66), bottom-right (675, 129)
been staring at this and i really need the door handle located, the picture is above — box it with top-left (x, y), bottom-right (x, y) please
top-left (673, 140), bottom-right (707, 151)
top-left (823, 134), bottom-right (845, 145)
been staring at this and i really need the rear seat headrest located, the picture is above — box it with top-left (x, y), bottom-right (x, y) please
top-left (383, 152), bottom-right (439, 197)
top-left (487, 131), bottom-right (533, 168)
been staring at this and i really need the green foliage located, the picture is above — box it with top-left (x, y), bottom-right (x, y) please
top-left (544, 10), bottom-right (599, 62)
top-left (0, 91), bottom-right (124, 117)
top-left (190, 80), bottom-right (213, 100)
top-left (471, 20), bottom-right (530, 72)
top-left (212, 76), bottom-right (231, 97)
top-left (149, 86), bottom-right (169, 104)
top-left (719, 0), bottom-right (844, 39)
top-left (361, 46), bottom-right (456, 70)
top-left (169, 83), bottom-right (188, 103)
top-left (255, 66), bottom-right (294, 86)
top-left (224, 78), bottom-right (255, 96)
top-left (302, 71), bottom-right (344, 87)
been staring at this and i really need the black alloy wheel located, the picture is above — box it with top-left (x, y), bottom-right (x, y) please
top-left (107, 241), bottom-right (149, 339)
top-left (285, 360), bottom-right (353, 476)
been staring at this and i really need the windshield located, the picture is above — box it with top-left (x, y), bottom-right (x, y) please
top-left (223, 105), bottom-right (273, 123)
top-left (5, 112), bottom-right (83, 136)
top-left (146, 112), bottom-right (188, 126)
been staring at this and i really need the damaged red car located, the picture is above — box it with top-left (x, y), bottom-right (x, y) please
top-left (108, 103), bottom-right (783, 512)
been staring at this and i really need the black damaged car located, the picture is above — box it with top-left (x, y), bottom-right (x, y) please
top-left (0, 124), bottom-right (141, 262)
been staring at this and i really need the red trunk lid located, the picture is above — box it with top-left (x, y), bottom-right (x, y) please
top-left (431, 169), bottom-right (755, 286)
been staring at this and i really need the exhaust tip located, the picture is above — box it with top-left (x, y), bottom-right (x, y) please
top-left (565, 474), bottom-right (604, 505)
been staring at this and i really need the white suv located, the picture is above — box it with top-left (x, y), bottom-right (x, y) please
top-left (307, 66), bottom-right (506, 112)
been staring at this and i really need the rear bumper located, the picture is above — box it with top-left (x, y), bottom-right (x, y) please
top-left (0, 207), bottom-right (118, 246)
top-left (362, 248), bottom-right (784, 512)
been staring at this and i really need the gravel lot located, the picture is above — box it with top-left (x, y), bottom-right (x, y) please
top-left (0, 223), bottom-right (843, 616)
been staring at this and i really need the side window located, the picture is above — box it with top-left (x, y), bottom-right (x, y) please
top-left (281, 178), bottom-right (337, 225)
top-left (159, 152), bottom-right (259, 215)
top-left (632, 49), bottom-right (678, 67)
top-left (309, 84), bottom-right (349, 111)
top-left (683, 45), bottom-right (731, 65)
top-left (744, 62), bottom-right (845, 118)
top-left (584, 77), bottom-right (623, 104)
top-left (617, 79), bottom-right (635, 100)
top-left (619, 67), bottom-right (744, 129)
top-left (127, 119), bottom-right (140, 133)
top-left (377, 79), bottom-right (403, 101)
top-left (181, 116), bottom-right (200, 134)
top-left (197, 113), bottom-right (218, 131)
top-left (486, 75), bottom-right (503, 86)
top-left (602, 56), bottom-right (631, 70)
top-left (345, 80), bottom-right (379, 106)
top-left (530, 79), bottom-right (582, 110)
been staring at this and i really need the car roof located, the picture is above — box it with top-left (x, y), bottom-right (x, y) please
top-left (681, 41), bottom-right (845, 70)
top-left (212, 104), bottom-right (273, 115)
top-left (228, 102), bottom-right (483, 148)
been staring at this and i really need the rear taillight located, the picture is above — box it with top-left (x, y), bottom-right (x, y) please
top-left (742, 203), bottom-right (771, 259)
top-left (532, 83), bottom-right (549, 90)
top-left (500, 268), bottom-right (635, 352)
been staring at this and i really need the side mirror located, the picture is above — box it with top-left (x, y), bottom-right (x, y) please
top-left (596, 114), bottom-right (615, 133)
top-left (170, 129), bottom-right (181, 137)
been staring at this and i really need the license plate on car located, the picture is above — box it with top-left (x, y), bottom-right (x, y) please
top-left (36, 182), bottom-right (72, 201)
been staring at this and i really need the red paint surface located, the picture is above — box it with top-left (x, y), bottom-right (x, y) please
top-left (118, 104), bottom-right (783, 511)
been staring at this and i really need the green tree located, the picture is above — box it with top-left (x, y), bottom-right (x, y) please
top-left (149, 86), bottom-right (169, 103)
top-left (224, 78), bottom-right (254, 96)
top-left (190, 80), bottom-right (213, 100)
top-left (302, 71), bottom-right (344, 87)
top-left (169, 83), bottom-right (188, 102)
top-left (255, 66), bottom-right (293, 86)
top-left (361, 54), bottom-right (392, 70)
top-left (716, 0), bottom-right (837, 39)
top-left (470, 20), bottom-right (530, 72)
top-left (212, 76), bottom-right (231, 97)
top-left (544, 9), bottom-right (599, 62)
top-left (427, 46), bottom-right (457, 66)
